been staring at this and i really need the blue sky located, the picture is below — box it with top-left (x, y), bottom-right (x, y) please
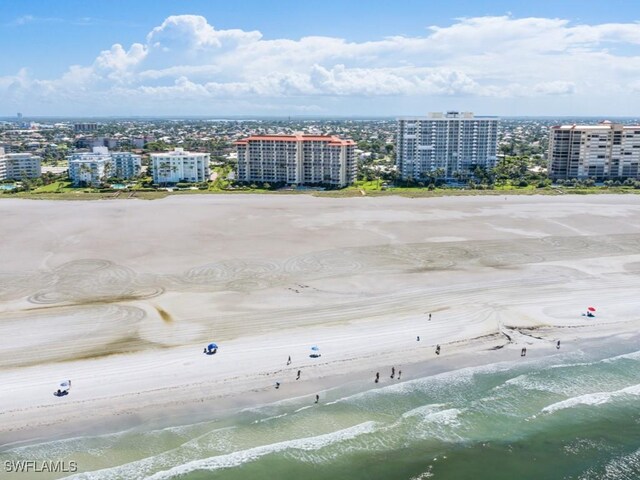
top-left (2, 0), bottom-right (640, 116)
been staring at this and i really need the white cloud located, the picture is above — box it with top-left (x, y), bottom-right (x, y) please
top-left (533, 81), bottom-right (576, 95)
top-left (9, 15), bottom-right (62, 26)
top-left (146, 15), bottom-right (261, 51)
top-left (3, 14), bottom-right (640, 115)
top-left (95, 43), bottom-right (147, 72)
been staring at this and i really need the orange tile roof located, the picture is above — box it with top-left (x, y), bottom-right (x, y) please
top-left (235, 134), bottom-right (355, 146)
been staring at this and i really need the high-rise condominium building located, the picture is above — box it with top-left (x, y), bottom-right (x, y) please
top-left (549, 121), bottom-right (640, 180)
top-left (396, 112), bottom-right (499, 181)
top-left (150, 148), bottom-right (210, 184)
top-left (0, 152), bottom-right (41, 180)
top-left (68, 147), bottom-right (141, 186)
top-left (235, 134), bottom-right (356, 187)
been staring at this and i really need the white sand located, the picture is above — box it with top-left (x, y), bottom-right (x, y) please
top-left (2, 194), bottom-right (640, 444)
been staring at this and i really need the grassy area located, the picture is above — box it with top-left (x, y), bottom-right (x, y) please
top-left (4, 181), bottom-right (640, 201)
top-left (30, 181), bottom-right (73, 193)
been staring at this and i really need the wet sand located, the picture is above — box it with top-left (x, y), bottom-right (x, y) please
top-left (2, 194), bottom-right (640, 446)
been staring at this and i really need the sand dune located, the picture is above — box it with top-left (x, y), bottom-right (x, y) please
top-left (1, 194), bottom-right (640, 445)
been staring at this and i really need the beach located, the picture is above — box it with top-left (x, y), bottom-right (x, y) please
top-left (2, 194), bottom-right (640, 479)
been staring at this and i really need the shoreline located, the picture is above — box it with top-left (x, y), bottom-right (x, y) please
top-left (2, 319), bottom-right (635, 450)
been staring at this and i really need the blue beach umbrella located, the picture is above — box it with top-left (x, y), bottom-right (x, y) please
top-left (311, 345), bottom-right (319, 351)
top-left (207, 343), bottom-right (218, 351)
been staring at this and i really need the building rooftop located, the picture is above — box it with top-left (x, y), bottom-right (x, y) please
top-left (150, 147), bottom-right (209, 157)
top-left (398, 114), bottom-right (498, 121)
top-left (235, 134), bottom-right (355, 146)
top-left (552, 121), bottom-right (640, 130)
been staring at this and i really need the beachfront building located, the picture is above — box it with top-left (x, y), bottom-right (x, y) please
top-left (235, 134), bottom-right (356, 187)
top-left (549, 121), bottom-right (640, 180)
top-left (111, 152), bottom-right (142, 179)
top-left (396, 112), bottom-right (499, 181)
top-left (68, 147), bottom-right (112, 186)
top-left (0, 152), bottom-right (42, 180)
top-left (0, 148), bottom-right (6, 180)
top-left (68, 147), bottom-right (141, 186)
top-left (150, 148), bottom-right (210, 185)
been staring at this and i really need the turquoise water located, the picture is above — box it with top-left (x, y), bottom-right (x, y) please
top-left (4, 339), bottom-right (640, 480)
top-left (0, 184), bottom-right (16, 191)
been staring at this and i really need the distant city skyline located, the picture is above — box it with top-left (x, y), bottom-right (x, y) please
top-left (2, 0), bottom-right (640, 116)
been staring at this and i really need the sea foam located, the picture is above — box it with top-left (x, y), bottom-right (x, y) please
top-left (542, 383), bottom-right (640, 414)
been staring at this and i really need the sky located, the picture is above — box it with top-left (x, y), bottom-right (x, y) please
top-left (2, 0), bottom-right (640, 117)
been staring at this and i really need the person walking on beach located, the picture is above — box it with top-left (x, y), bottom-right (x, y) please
top-left (296, 370), bottom-right (301, 380)
top-left (287, 355), bottom-right (291, 365)
top-left (556, 340), bottom-right (561, 350)
top-left (398, 370), bottom-right (402, 380)
top-left (521, 347), bottom-right (527, 357)
top-left (429, 313), bottom-right (432, 321)
top-left (375, 372), bottom-right (380, 383)
top-left (435, 345), bottom-right (441, 355)
top-left (417, 336), bottom-right (420, 342)
top-left (315, 394), bottom-right (319, 404)
top-left (391, 367), bottom-right (395, 379)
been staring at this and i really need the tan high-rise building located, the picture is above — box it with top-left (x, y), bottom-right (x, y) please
top-left (549, 121), bottom-right (640, 180)
top-left (235, 134), bottom-right (356, 187)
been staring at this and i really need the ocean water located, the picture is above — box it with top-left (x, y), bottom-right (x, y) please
top-left (4, 339), bottom-right (640, 480)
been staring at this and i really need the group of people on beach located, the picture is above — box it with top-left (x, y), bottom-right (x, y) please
top-left (274, 359), bottom-right (320, 403)
top-left (375, 366), bottom-right (402, 383)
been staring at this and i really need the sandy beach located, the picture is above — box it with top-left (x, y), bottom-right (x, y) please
top-left (2, 194), bottom-right (640, 448)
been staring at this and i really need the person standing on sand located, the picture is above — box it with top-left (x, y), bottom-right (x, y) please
top-left (296, 370), bottom-right (301, 380)
top-left (315, 394), bottom-right (319, 404)
top-left (375, 372), bottom-right (380, 383)
top-left (429, 313), bottom-right (432, 321)
top-left (521, 347), bottom-right (527, 357)
top-left (435, 345), bottom-right (441, 355)
top-left (287, 356), bottom-right (291, 365)
top-left (398, 370), bottom-right (402, 380)
top-left (417, 336), bottom-right (420, 342)
top-left (391, 367), bottom-right (395, 379)
top-left (556, 340), bottom-right (561, 349)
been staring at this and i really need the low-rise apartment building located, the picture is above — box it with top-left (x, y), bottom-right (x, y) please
top-left (68, 147), bottom-right (141, 186)
top-left (0, 152), bottom-right (42, 180)
top-left (150, 148), bottom-right (210, 184)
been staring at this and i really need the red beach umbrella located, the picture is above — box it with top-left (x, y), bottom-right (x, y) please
top-left (587, 306), bottom-right (596, 312)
